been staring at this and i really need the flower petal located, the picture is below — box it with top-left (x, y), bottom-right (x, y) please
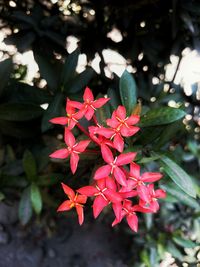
top-left (64, 128), bottom-right (75, 147)
top-left (49, 149), bottom-right (69, 159)
top-left (61, 183), bottom-right (75, 199)
top-left (126, 115), bottom-right (140, 125)
top-left (116, 106), bottom-right (126, 120)
top-left (96, 127), bottom-right (114, 138)
top-left (141, 172), bottom-right (163, 183)
top-left (74, 140), bottom-right (90, 152)
top-left (130, 162), bottom-right (140, 179)
top-left (116, 152), bottom-right (137, 166)
top-left (76, 194), bottom-right (87, 204)
top-left (137, 184), bottom-right (151, 203)
top-left (105, 177), bottom-right (117, 191)
top-left (57, 200), bottom-right (72, 212)
top-left (155, 189), bottom-right (166, 199)
top-left (113, 167), bottom-right (127, 186)
top-left (84, 106), bottom-right (95, 120)
top-left (75, 205), bottom-right (84, 225)
top-left (113, 133), bottom-right (124, 152)
top-left (93, 98), bottom-right (110, 108)
top-left (70, 153), bottom-right (79, 174)
top-left (101, 144), bottom-right (114, 164)
top-left (77, 186), bottom-right (97, 196)
top-left (126, 214), bottom-right (138, 232)
top-left (49, 117), bottom-right (68, 125)
top-left (94, 165), bottom-right (111, 180)
top-left (83, 87), bottom-right (94, 101)
top-left (104, 189), bottom-right (122, 203)
top-left (112, 202), bottom-right (122, 222)
top-left (93, 195), bottom-right (108, 218)
top-left (120, 126), bottom-right (140, 137)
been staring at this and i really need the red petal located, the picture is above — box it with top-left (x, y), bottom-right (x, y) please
top-left (74, 140), bottom-right (90, 152)
top-left (116, 152), bottom-right (137, 166)
top-left (61, 183), bottom-right (75, 199)
top-left (49, 149), bottom-right (69, 159)
top-left (106, 118), bottom-right (119, 128)
top-left (76, 194), bottom-right (87, 204)
top-left (101, 144), bottom-right (114, 164)
top-left (94, 165), bottom-right (111, 180)
top-left (96, 128), bottom-right (114, 138)
top-left (96, 178), bottom-right (106, 190)
top-left (49, 117), bottom-right (68, 125)
top-left (83, 87), bottom-right (94, 101)
top-left (113, 134), bottom-right (124, 152)
top-left (57, 200), bottom-right (72, 212)
top-left (132, 205), bottom-right (153, 213)
top-left (121, 126), bottom-right (140, 137)
top-left (155, 189), bottom-right (166, 199)
top-left (64, 128), bottom-right (75, 147)
top-left (93, 98), bottom-right (110, 108)
top-left (126, 214), bottom-right (138, 232)
top-left (137, 184), bottom-right (151, 202)
top-left (123, 199), bottom-right (133, 210)
top-left (112, 202), bottom-right (122, 222)
top-left (113, 167), bottom-right (127, 186)
top-left (104, 189), bottom-right (122, 203)
top-left (75, 205), bottom-right (84, 225)
top-left (116, 106), bottom-right (126, 120)
top-left (119, 190), bottom-right (138, 198)
top-left (70, 153), bottom-right (79, 174)
top-left (93, 195), bottom-right (108, 218)
top-left (85, 106), bottom-right (95, 120)
top-left (126, 115), bottom-right (140, 125)
top-left (66, 98), bottom-right (83, 111)
top-left (105, 176), bottom-right (117, 191)
top-left (141, 172), bottom-right (163, 183)
top-left (149, 200), bottom-right (160, 212)
top-left (130, 162), bottom-right (140, 179)
top-left (77, 186), bottom-right (97, 196)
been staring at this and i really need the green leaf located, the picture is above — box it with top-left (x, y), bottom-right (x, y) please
top-left (157, 153), bottom-right (197, 198)
top-left (19, 187), bottom-right (32, 225)
top-left (61, 48), bottom-right (79, 88)
top-left (0, 103), bottom-right (43, 121)
top-left (23, 150), bottom-right (37, 181)
top-left (0, 58), bottom-right (13, 96)
top-left (41, 93), bottom-right (63, 132)
top-left (34, 54), bottom-right (60, 91)
top-left (167, 242), bottom-right (183, 261)
top-left (66, 67), bottom-right (94, 94)
top-left (31, 183), bottom-right (42, 214)
top-left (173, 237), bottom-right (197, 248)
top-left (0, 192), bottom-right (5, 201)
top-left (161, 184), bottom-right (200, 210)
top-left (119, 70), bottom-right (137, 116)
top-left (107, 87), bottom-right (121, 110)
top-left (139, 107), bottom-right (186, 127)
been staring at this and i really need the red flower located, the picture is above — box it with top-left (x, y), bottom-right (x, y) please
top-left (139, 184), bottom-right (166, 212)
top-left (49, 128), bottom-right (90, 174)
top-left (89, 125), bottom-right (115, 148)
top-left (112, 199), bottom-right (150, 232)
top-left (95, 106), bottom-right (140, 152)
top-left (57, 183), bottom-right (87, 225)
top-left (77, 177), bottom-right (122, 218)
top-left (49, 98), bottom-right (84, 129)
top-left (120, 162), bottom-right (163, 202)
top-left (94, 144), bottom-right (137, 186)
top-left (70, 87), bottom-right (110, 120)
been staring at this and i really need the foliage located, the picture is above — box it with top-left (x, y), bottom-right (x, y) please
top-left (0, 0), bottom-right (200, 266)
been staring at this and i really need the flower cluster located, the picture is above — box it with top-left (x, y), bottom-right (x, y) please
top-left (50, 87), bottom-right (166, 232)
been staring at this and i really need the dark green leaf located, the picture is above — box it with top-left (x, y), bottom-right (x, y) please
top-left (61, 48), bottom-right (79, 87)
top-left (41, 93), bottom-right (63, 132)
top-left (23, 150), bottom-right (37, 181)
top-left (31, 183), bottom-right (42, 214)
top-left (158, 154), bottom-right (197, 198)
top-left (167, 242), bottom-right (183, 261)
top-left (107, 87), bottom-right (121, 110)
top-left (19, 187), bottom-right (32, 225)
top-left (34, 54), bottom-right (60, 91)
top-left (0, 103), bottom-right (43, 121)
top-left (139, 107), bottom-right (186, 127)
top-left (66, 67), bottom-right (94, 93)
top-left (0, 58), bottom-right (13, 97)
top-left (120, 70), bottom-right (137, 116)
top-left (161, 184), bottom-right (200, 210)
top-left (173, 236), bottom-right (197, 248)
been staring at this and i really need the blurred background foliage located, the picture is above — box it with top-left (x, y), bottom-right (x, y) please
top-left (0, 0), bottom-right (200, 266)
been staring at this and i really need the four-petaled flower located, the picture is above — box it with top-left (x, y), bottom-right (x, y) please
top-left (70, 87), bottom-right (110, 120)
top-left (49, 98), bottom-right (84, 129)
top-left (50, 128), bottom-right (90, 174)
top-left (94, 144), bottom-right (137, 186)
top-left (77, 177), bottom-right (122, 218)
top-left (95, 106), bottom-right (140, 152)
top-left (57, 183), bottom-right (87, 225)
